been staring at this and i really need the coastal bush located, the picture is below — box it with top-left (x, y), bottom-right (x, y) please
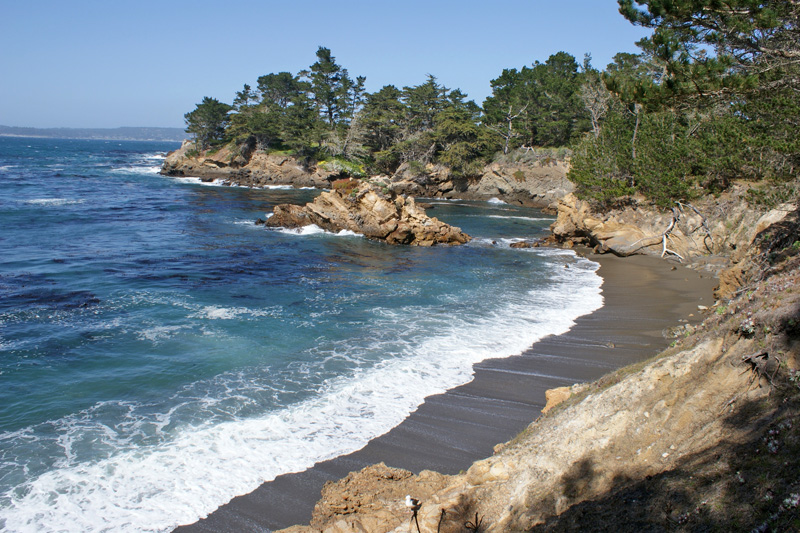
top-left (746, 181), bottom-right (799, 208)
top-left (406, 160), bottom-right (427, 177)
top-left (320, 157), bottom-right (367, 178)
top-left (331, 177), bottom-right (360, 194)
top-left (493, 146), bottom-right (572, 167)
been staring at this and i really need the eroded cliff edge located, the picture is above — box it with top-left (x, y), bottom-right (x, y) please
top-left (161, 141), bottom-right (573, 208)
top-left (278, 196), bottom-right (800, 533)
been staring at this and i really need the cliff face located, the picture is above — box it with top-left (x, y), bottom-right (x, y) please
top-left (161, 141), bottom-right (336, 188)
top-left (550, 189), bottom-right (796, 298)
top-left (161, 142), bottom-right (573, 208)
top-left (280, 200), bottom-right (800, 533)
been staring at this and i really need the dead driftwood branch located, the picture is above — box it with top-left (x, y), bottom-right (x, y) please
top-left (741, 351), bottom-right (781, 388)
top-left (615, 208), bottom-right (685, 260)
top-left (464, 512), bottom-right (484, 532)
top-left (661, 208), bottom-right (684, 261)
top-left (603, 202), bottom-right (713, 260)
top-left (676, 201), bottom-right (713, 251)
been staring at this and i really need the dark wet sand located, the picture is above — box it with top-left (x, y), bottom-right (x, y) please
top-left (176, 252), bottom-right (718, 532)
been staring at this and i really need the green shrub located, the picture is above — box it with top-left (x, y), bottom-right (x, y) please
top-left (320, 157), bottom-right (367, 178)
top-left (406, 160), bottom-right (427, 177)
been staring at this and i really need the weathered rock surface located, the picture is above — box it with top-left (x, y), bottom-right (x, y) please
top-left (161, 140), bottom-right (335, 188)
top-left (380, 160), bottom-right (573, 208)
top-left (280, 463), bottom-right (450, 533)
top-left (281, 258), bottom-right (800, 532)
top-left (265, 180), bottom-right (471, 246)
top-left (550, 189), bottom-right (795, 296)
top-left (161, 141), bottom-right (572, 207)
top-left (467, 160), bottom-right (573, 208)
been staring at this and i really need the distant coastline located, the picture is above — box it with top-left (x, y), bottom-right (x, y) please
top-left (0, 125), bottom-right (186, 142)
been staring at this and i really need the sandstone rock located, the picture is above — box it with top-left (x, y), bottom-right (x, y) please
top-left (510, 241), bottom-right (540, 249)
top-left (716, 263), bottom-right (746, 299)
top-left (265, 181), bottom-right (471, 246)
top-left (466, 161), bottom-right (574, 207)
top-left (161, 140), bottom-right (335, 187)
top-left (551, 189), bottom-right (787, 269)
top-left (276, 463), bottom-right (450, 533)
top-left (541, 386), bottom-right (573, 414)
top-left (163, 141), bottom-right (579, 207)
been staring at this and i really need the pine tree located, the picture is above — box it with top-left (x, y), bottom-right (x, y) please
top-left (184, 97), bottom-right (232, 150)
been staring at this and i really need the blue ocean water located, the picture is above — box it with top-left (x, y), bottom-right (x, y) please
top-left (0, 136), bottom-right (602, 532)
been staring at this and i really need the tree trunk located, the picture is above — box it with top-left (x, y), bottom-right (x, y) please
top-left (631, 103), bottom-right (641, 161)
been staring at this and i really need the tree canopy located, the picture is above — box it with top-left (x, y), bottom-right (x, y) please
top-left (181, 22), bottom-right (798, 207)
top-left (567, 1), bottom-right (800, 207)
top-left (184, 97), bottom-right (232, 150)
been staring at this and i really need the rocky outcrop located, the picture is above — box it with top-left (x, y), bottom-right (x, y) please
top-left (161, 140), bottom-right (335, 188)
top-left (265, 180), bottom-right (471, 246)
top-left (280, 463), bottom-right (450, 533)
top-left (551, 190), bottom-right (795, 281)
top-left (467, 160), bottom-right (573, 208)
top-left (381, 160), bottom-right (573, 208)
top-left (162, 141), bottom-right (572, 206)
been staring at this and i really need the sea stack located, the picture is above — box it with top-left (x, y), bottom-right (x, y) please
top-left (265, 179), bottom-right (471, 246)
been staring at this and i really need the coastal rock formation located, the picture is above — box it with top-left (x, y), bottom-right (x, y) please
top-left (282, 258), bottom-right (800, 532)
top-left (551, 190), bottom-right (795, 277)
top-left (361, 160), bottom-right (573, 208)
top-left (280, 463), bottom-right (450, 533)
top-left (161, 141), bottom-right (572, 207)
top-left (265, 180), bottom-right (471, 246)
top-left (467, 160), bottom-right (573, 208)
top-left (161, 140), bottom-right (335, 188)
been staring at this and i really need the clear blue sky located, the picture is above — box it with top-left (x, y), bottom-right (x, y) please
top-left (0, 1), bottom-right (650, 129)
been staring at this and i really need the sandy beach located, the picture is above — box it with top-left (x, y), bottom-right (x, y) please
top-left (175, 251), bottom-right (718, 532)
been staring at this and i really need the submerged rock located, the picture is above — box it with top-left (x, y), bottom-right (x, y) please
top-left (265, 180), bottom-right (471, 246)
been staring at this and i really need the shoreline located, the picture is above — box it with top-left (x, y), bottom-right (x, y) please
top-left (175, 251), bottom-right (718, 532)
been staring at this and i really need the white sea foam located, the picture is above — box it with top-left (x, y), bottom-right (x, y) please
top-left (137, 325), bottom-right (190, 343)
top-left (487, 197), bottom-right (507, 204)
top-left (22, 198), bottom-right (85, 207)
top-left (192, 306), bottom-right (266, 320)
top-left (111, 166), bottom-right (162, 175)
top-left (485, 214), bottom-right (551, 222)
top-left (0, 254), bottom-right (602, 533)
top-left (275, 224), bottom-right (363, 238)
top-left (171, 176), bottom-right (228, 187)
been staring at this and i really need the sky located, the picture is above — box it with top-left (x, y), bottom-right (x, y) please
top-left (0, 1), bottom-right (651, 129)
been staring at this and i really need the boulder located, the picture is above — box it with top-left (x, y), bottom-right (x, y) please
top-left (265, 181), bottom-right (471, 246)
top-left (467, 161), bottom-right (574, 208)
top-left (510, 241), bottom-right (540, 249)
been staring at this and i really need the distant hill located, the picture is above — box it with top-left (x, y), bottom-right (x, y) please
top-left (0, 125), bottom-right (188, 142)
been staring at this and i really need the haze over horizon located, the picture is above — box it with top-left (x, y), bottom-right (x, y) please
top-left (1, 1), bottom-right (650, 129)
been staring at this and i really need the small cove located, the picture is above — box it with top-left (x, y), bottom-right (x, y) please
top-left (0, 137), bottom-right (602, 532)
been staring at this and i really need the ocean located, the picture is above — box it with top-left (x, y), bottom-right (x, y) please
top-left (0, 137), bottom-right (603, 532)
